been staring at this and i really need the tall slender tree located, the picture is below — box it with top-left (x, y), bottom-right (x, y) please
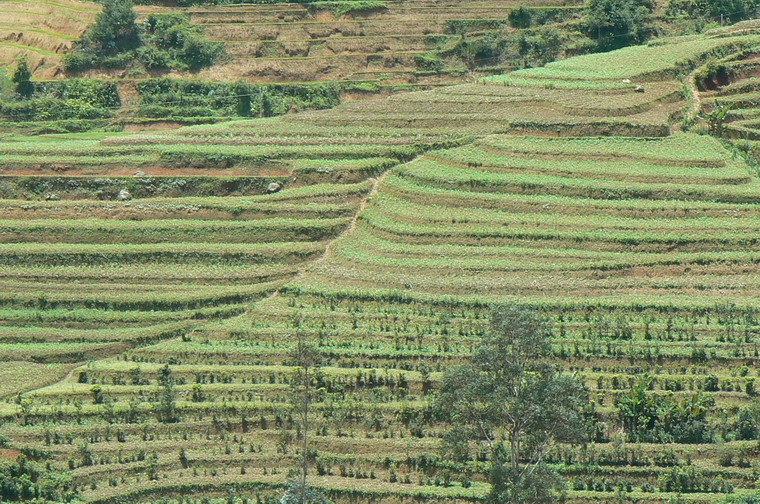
top-left (435, 305), bottom-right (591, 504)
top-left (282, 332), bottom-right (329, 504)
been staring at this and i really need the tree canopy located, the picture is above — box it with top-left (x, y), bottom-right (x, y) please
top-left (65, 1), bottom-right (224, 72)
top-left (435, 305), bottom-right (591, 504)
top-left (585, 0), bottom-right (656, 51)
top-left (11, 55), bottom-right (34, 99)
top-left (666, 0), bottom-right (760, 24)
top-left (0, 455), bottom-right (76, 503)
top-left (80, 0), bottom-right (141, 56)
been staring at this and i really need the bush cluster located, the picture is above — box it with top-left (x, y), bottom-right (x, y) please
top-left (0, 79), bottom-right (119, 121)
top-left (64, 1), bottom-right (224, 72)
top-left (616, 376), bottom-right (715, 443)
top-left (0, 455), bottom-right (76, 503)
top-left (137, 78), bottom-right (341, 118)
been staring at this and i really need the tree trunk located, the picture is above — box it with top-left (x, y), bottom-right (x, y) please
top-left (301, 364), bottom-right (309, 504)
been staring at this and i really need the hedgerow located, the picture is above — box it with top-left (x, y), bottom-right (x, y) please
top-left (137, 79), bottom-right (341, 118)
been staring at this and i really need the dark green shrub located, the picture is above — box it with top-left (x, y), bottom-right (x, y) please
top-left (705, 374), bottom-right (720, 391)
top-left (585, 0), bottom-right (655, 51)
top-left (142, 14), bottom-right (225, 70)
top-left (78, 0), bottom-right (141, 56)
top-left (666, 0), bottom-right (760, 24)
top-left (733, 402), bottom-right (760, 440)
top-left (137, 78), bottom-right (340, 118)
top-left (11, 55), bottom-right (34, 98)
top-left (34, 79), bottom-right (120, 108)
top-left (0, 456), bottom-right (76, 502)
top-left (617, 376), bottom-right (714, 443)
top-left (65, 5), bottom-right (223, 72)
top-left (508, 6), bottom-right (532, 28)
top-left (0, 98), bottom-right (112, 121)
top-left (657, 466), bottom-right (731, 493)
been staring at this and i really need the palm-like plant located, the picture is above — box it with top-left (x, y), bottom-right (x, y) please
top-left (699, 101), bottom-right (734, 137)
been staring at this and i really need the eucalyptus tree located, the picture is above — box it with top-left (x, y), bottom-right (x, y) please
top-left (436, 305), bottom-right (591, 504)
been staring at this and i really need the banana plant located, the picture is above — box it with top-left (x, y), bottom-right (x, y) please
top-left (699, 100), bottom-right (735, 137)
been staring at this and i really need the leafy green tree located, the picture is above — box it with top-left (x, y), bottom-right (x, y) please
top-left (0, 455), bottom-right (76, 503)
top-left (178, 34), bottom-right (224, 70)
top-left (515, 27), bottom-right (564, 68)
top-left (90, 385), bottom-right (104, 405)
top-left (508, 6), bottom-right (532, 29)
top-left (435, 305), bottom-right (590, 504)
top-left (733, 399), bottom-right (760, 440)
top-left (259, 89), bottom-right (274, 118)
top-left (141, 14), bottom-right (225, 71)
top-left (80, 0), bottom-right (140, 56)
top-left (67, 6), bottom-right (223, 72)
top-left (699, 101), bottom-right (734, 136)
top-left (146, 451), bottom-right (159, 481)
top-left (234, 81), bottom-right (252, 117)
top-left (666, 0), bottom-right (760, 24)
top-left (585, 0), bottom-right (655, 51)
top-left (11, 55), bottom-right (34, 99)
top-left (179, 448), bottom-right (190, 469)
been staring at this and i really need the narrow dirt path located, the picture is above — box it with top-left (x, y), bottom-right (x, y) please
top-left (21, 361), bottom-right (85, 393)
top-left (314, 168), bottom-right (390, 264)
top-left (219, 166), bottom-right (395, 319)
top-left (60, 363), bottom-right (83, 383)
top-left (175, 164), bottom-right (402, 346)
top-left (254, 166), bottom-right (393, 301)
top-left (684, 71), bottom-right (703, 127)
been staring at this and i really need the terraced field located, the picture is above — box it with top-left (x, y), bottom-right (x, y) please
top-left (0, 0), bottom-right (98, 78)
top-left (305, 133), bottom-right (760, 305)
top-left (700, 46), bottom-right (760, 138)
top-left (1, 23), bottom-right (760, 504)
top-left (0, 181), bottom-right (370, 367)
top-left (0, 0), bottom-right (585, 87)
top-left (173, 0), bottom-right (584, 86)
top-left (0, 39), bottom-right (695, 181)
top-left (8, 28), bottom-right (748, 177)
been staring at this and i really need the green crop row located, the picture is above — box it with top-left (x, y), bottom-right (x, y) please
top-left (0, 217), bottom-right (349, 244)
top-left (370, 193), bottom-right (760, 235)
top-left (432, 147), bottom-right (749, 184)
top-left (0, 241), bottom-right (323, 265)
top-left (381, 176), bottom-right (760, 217)
top-left (477, 133), bottom-right (730, 165)
top-left (0, 280), bottom-right (284, 311)
top-left (487, 34), bottom-right (760, 82)
top-left (395, 159), bottom-right (760, 203)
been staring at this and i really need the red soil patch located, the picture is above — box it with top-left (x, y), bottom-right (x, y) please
top-left (0, 449), bottom-right (20, 460)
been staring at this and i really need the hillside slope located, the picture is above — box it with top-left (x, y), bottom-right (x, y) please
top-left (0, 24), bottom-right (759, 504)
top-left (0, 0), bottom-right (98, 78)
top-left (2, 0), bottom-right (587, 86)
top-left (166, 0), bottom-right (583, 86)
